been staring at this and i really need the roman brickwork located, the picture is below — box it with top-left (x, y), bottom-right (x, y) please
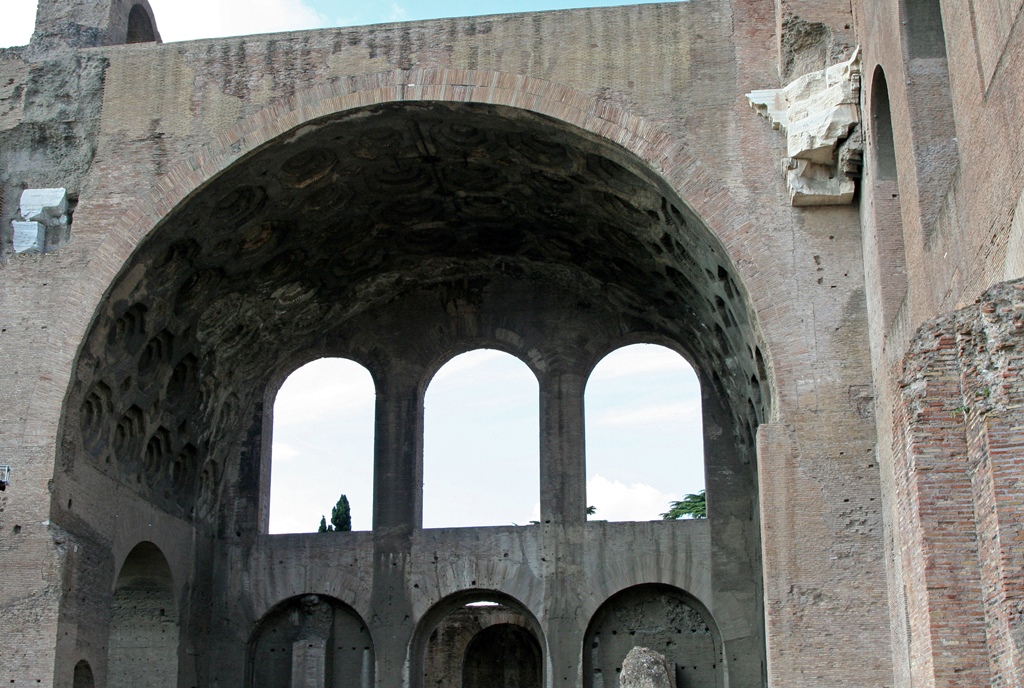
top-left (0, 0), bottom-right (1022, 686)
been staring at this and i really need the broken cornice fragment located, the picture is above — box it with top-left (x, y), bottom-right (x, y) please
top-left (747, 48), bottom-right (862, 206)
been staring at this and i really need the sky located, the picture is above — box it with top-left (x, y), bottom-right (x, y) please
top-left (271, 345), bottom-right (704, 533)
top-left (0, 0), bottom-right (703, 532)
top-left (1, 0), bottom-right (674, 47)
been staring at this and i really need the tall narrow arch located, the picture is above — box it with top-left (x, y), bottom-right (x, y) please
top-left (125, 4), bottom-right (157, 43)
top-left (268, 358), bottom-right (375, 534)
top-left (72, 660), bottom-right (95, 688)
top-left (866, 66), bottom-right (909, 329)
top-left (423, 349), bottom-right (539, 528)
top-left (107, 542), bottom-right (178, 688)
top-left (871, 68), bottom-right (899, 182)
top-left (584, 343), bottom-right (703, 522)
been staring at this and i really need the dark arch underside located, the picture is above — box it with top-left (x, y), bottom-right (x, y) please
top-left (59, 101), bottom-right (766, 523)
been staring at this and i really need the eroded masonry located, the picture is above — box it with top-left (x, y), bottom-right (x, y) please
top-left (2, 0), bottom-right (1024, 686)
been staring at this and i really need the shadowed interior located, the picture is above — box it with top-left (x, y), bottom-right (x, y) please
top-left (58, 101), bottom-right (767, 528)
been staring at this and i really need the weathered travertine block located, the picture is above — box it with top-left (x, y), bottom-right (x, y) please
top-left (785, 158), bottom-right (856, 206)
top-left (10, 188), bottom-right (69, 254)
top-left (748, 49), bottom-right (861, 205)
top-left (12, 221), bottom-right (46, 254)
top-left (620, 647), bottom-right (676, 688)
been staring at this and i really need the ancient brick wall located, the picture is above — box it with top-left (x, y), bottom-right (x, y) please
top-left (0, 1), bottom-right (899, 686)
top-left (890, 280), bottom-right (1024, 687)
top-left (857, 1), bottom-right (1024, 686)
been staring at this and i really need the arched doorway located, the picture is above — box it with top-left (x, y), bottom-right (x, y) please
top-left (419, 592), bottom-right (545, 688)
top-left (584, 584), bottom-right (722, 688)
top-left (248, 595), bottom-right (374, 688)
top-left (463, 624), bottom-right (542, 688)
top-left (107, 542), bottom-right (178, 688)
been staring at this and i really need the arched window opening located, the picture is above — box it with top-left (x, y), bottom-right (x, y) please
top-left (72, 660), bottom-right (95, 688)
top-left (584, 344), bottom-right (703, 522)
top-left (107, 542), bottom-right (178, 688)
top-left (868, 67), bottom-right (909, 329)
top-left (423, 349), bottom-right (539, 528)
top-left (583, 584), bottom-right (722, 688)
top-left (125, 5), bottom-right (156, 43)
top-left (904, 0), bottom-right (947, 58)
top-left (421, 594), bottom-right (543, 688)
top-left (248, 595), bottom-right (374, 688)
top-left (269, 358), bottom-right (375, 533)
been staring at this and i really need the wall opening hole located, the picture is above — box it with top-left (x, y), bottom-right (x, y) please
top-left (423, 349), bottom-right (539, 528)
top-left (584, 344), bottom-right (704, 522)
top-left (125, 5), bottom-right (157, 43)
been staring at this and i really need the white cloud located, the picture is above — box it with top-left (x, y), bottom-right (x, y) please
top-left (586, 474), bottom-right (677, 522)
top-left (429, 349), bottom-right (517, 386)
top-left (273, 358), bottom-right (375, 427)
top-left (150, 0), bottom-right (327, 41)
top-left (0, 1), bottom-right (36, 48)
top-left (589, 343), bottom-right (696, 381)
top-left (387, 3), bottom-right (408, 22)
top-left (597, 400), bottom-right (702, 427)
top-left (271, 442), bottom-right (299, 462)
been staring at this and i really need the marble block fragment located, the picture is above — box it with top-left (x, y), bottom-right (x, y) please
top-left (10, 187), bottom-right (69, 254)
top-left (747, 49), bottom-right (862, 205)
top-left (12, 221), bottom-right (46, 254)
top-left (20, 187), bottom-right (68, 223)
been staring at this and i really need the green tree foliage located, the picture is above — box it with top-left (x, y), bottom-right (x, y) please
top-left (661, 490), bottom-right (706, 519)
top-left (318, 494), bottom-right (352, 532)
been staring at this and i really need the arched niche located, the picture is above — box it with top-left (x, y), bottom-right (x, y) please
top-left (57, 98), bottom-right (766, 536)
top-left (871, 67), bottom-right (899, 182)
top-left (583, 584), bottom-right (723, 688)
top-left (107, 542), bottom-right (178, 688)
top-left (867, 66), bottom-right (908, 329)
top-left (423, 349), bottom-right (539, 528)
top-left (415, 591), bottom-right (545, 688)
top-left (125, 4), bottom-right (157, 43)
top-left (584, 343), bottom-right (703, 522)
top-left (72, 660), bottom-right (95, 688)
top-left (247, 594), bottom-right (374, 688)
top-left (267, 357), bottom-right (376, 534)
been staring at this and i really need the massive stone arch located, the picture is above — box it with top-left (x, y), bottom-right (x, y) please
top-left (51, 73), bottom-right (770, 686)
